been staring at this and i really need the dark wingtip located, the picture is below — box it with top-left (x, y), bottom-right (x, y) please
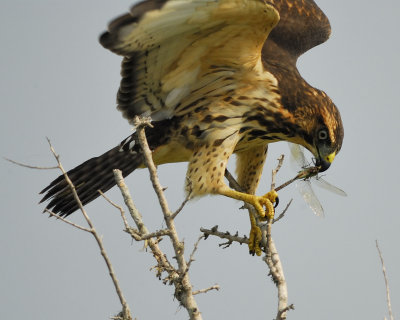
top-left (98, 31), bottom-right (111, 49)
top-left (99, 0), bottom-right (168, 53)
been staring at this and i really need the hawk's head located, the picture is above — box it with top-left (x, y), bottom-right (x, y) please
top-left (282, 84), bottom-right (344, 172)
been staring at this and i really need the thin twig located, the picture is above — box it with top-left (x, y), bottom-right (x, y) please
top-left (47, 138), bottom-right (132, 320)
top-left (45, 209), bottom-right (91, 232)
top-left (126, 228), bottom-right (171, 241)
top-left (192, 285), bottom-right (220, 295)
top-left (376, 240), bottom-right (394, 320)
top-left (4, 157), bottom-right (58, 170)
top-left (273, 200), bottom-right (293, 224)
top-left (186, 235), bottom-right (204, 272)
top-left (171, 193), bottom-right (191, 219)
top-left (271, 155), bottom-right (285, 190)
top-left (98, 190), bottom-right (130, 230)
top-left (201, 226), bottom-right (248, 246)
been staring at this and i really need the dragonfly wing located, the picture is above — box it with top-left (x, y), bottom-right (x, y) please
top-left (314, 178), bottom-right (347, 197)
top-left (296, 180), bottom-right (325, 217)
top-left (288, 143), bottom-right (307, 167)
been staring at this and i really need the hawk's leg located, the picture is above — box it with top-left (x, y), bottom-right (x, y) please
top-left (218, 185), bottom-right (278, 255)
top-left (235, 144), bottom-right (277, 255)
top-left (187, 137), bottom-right (277, 255)
top-left (218, 187), bottom-right (277, 219)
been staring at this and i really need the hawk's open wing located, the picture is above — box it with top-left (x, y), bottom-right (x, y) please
top-left (100, 0), bottom-right (279, 123)
top-left (261, 0), bottom-right (331, 73)
top-left (268, 0), bottom-right (331, 60)
top-left (261, 0), bottom-right (333, 118)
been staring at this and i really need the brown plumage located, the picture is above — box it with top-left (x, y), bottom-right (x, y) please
top-left (40, 0), bottom-right (344, 238)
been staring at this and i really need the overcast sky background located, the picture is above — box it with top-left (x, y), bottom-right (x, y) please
top-left (1, 1), bottom-right (399, 319)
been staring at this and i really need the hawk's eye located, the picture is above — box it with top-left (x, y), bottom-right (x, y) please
top-left (318, 129), bottom-right (329, 141)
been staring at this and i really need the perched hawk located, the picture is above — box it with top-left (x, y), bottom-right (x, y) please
top-left (41, 0), bottom-right (343, 254)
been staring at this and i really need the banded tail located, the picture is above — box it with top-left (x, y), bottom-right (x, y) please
top-left (40, 118), bottom-right (180, 217)
top-left (40, 136), bottom-right (143, 217)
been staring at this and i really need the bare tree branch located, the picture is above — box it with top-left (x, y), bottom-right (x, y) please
top-left (32, 128), bottom-right (298, 319)
top-left (264, 221), bottom-right (290, 320)
top-left (265, 156), bottom-right (291, 320)
top-left (113, 169), bottom-right (178, 283)
top-left (376, 240), bottom-right (394, 320)
top-left (46, 138), bottom-right (132, 320)
top-left (133, 116), bottom-right (202, 320)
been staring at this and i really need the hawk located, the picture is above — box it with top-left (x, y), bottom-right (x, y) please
top-left (40, 0), bottom-right (343, 255)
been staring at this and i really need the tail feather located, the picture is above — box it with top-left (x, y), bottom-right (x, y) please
top-left (40, 118), bottom-right (180, 217)
top-left (40, 145), bottom-right (143, 217)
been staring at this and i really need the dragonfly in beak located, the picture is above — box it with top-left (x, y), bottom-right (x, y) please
top-left (276, 143), bottom-right (347, 217)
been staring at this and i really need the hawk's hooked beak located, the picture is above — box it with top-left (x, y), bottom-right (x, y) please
top-left (316, 151), bottom-right (336, 172)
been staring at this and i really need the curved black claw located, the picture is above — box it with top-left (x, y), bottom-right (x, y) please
top-left (274, 196), bottom-right (279, 209)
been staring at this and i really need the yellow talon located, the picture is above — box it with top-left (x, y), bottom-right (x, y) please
top-left (247, 191), bottom-right (278, 256)
top-left (248, 213), bottom-right (262, 256)
top-left (218, 187), bottom-right (279, 256)
top-left (219, 188), bottom-right (278, 220)
top-left (250, 190), bottom-right (278, 220)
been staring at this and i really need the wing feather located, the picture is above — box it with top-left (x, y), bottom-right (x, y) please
top-left (100, 0), bottom-right (279, 123)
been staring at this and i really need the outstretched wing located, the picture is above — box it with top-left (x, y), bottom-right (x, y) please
top-left (263, 0), bottom-right (331, 67)
top-left (261, 0), bottom-right (334, 122)
top-left (268, 0), bottom-right (331, 59)
top-left (100, 0), bottom-right (279, 123)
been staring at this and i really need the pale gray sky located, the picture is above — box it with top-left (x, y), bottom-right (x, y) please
top-left (1, 1), bottom-right (399, 319)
